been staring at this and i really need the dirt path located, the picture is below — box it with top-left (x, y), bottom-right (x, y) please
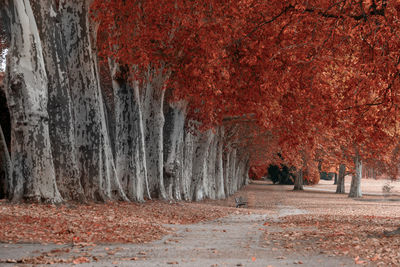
top-left (4, 181), bottom-right (394, 266)
top-left (0, 210), bottom-right (359, 267)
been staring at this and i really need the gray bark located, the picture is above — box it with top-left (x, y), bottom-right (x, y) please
top-left (0, 124), bottom-right (11, 198)
top-left (336, 164), bottom-right (345, 193)
top-left (6, 0), bottom-right (61, 203)
top-left (109, 62), bottom-right (144, 202)
top-left (215, 127), bottom-right (225, 199)
top-left (192, 130), bottom-right (213, 201)
top-left (223, 148), bottom-right (231, 197)
top-left (293, 169), bottom-right (304, 190)
top-left (349, 155), bottom-right (362, 198)
top-left (182, 124), bottom-right (195, 201)
top-left (60, 1), bottom-right (127, 201)
top-left (31, 0), bottom-right (84, 201)
top-left (133, 82), bottom-right (151, 199)
top-left (229, 149), bottom-right (237, 195)
top-left (139, 68), bottom-right (167, 199)
top-left (163, 101), bottom-right (186, 200)
top-left (206, 131), bottom-right (217, 199)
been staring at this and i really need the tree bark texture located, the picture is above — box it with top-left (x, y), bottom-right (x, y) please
top-left (2, 1), bottom-right (249, 203)
top-left (0, 124), bottom-right (11, 198)
top-left (6, 0), bottom-right (61, 203)
top-left (31, 0), bottom-right (85, 201)
top-left (336, 164), bottom-right (346, 193)
top-left (349, 154), bottom-right (362, 198)
top-left (294, 169), bottom-right (304, 190)
top-left (59, 1), bottom-right (127, 201)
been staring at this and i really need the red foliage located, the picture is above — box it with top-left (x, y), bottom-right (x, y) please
top-left (91, 1), bottom-right (400, 177)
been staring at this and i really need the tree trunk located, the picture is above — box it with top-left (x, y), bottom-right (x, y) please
top-left (215, 127), bottom-right (225, 199)
top-left (140, 68), bottom-right (167, 199)
top-left (223, 148), bottom-right (231, 197)
top-left (31, 0), bottom-right (85, 201)
top-left (336, 164), bottom-right (345, 193)
top-left (206, 132), bottom-right (217, 199)
top-left (163, 101), bottom-right (186, 200)
top-left (181, 125), bottom-right (195, 201)
top-left (228, 148), bottom-right (237, 196)
top-left (60, 1), bottom-right (127, 201)
top-left (293, 169), bottom-right (304, 190)
top-left (133, 82), bottom-right (151, 199)
top-left (0, 124), bottom-right (11, 199)
top-left (6, 0), bottom-right (61, 203)
top-left (109, 62), bottom-right (145, 202)
top-left (334, 173), bottom-right (338, 185)
top-left (349, 154), bottom-right (362, 198)
top-left (192, 130), bottom-right (213, 201)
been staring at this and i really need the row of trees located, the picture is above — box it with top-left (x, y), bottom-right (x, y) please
top-left (0, 0), bottom-right (399, 203)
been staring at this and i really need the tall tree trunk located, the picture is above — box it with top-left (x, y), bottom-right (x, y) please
top-left (140, 68), bottom-right (167, 199)
top-left (215, 127), bottom-right (225, 199)
top-left (336, 164), bottom-right (345, 193)
top-left (109, 63), bottom-right (144, 202)
top-left (163, 101), bottom-right (186, 200)
top-left (60, 1), bottom-right (127, 201)
top-left (0, 124), bottom-right (11, 199)
top-left (206, 132), bottom-right (217, 199)
top-left (191, 130), bottom-right (213, 201)
top-left (293, 169), bottom-right (304, 190)
top-left (181, 125), bottom-right (195, 201)
top-left (133, 82), bottom-right (151, 199)
top-left (31, 0), bottom-right (85, 201)
top-left (228, 148), bottom-right (237, 196)
top-left (223, 148), bottom-right (231, 197)
top-left (349, 154), bottom-right (362, 198)
top-left (6, 0), bottom-right (61, 203)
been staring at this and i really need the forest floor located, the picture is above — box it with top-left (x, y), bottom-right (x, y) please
top-left (1, 178), bottom-right (400, 266)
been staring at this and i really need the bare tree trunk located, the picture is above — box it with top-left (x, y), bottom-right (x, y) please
top-left (32, 0), bottom-right (85, 201)
top-left (163, 101), bottom-right (187, 200)
top-left (182, 125), bottom-right (195, 200)
top-left (109, 62), bottom-right (144, 202)
top-left (223, 148), bottom-right (231, 197)
top-left (0, 124), bottom-right (11, 199)
top-left (140, 68), bottom-right (167, 199)
top-left (206, 132), bottom-right (217, 199)
top-left (60, 1), bottom-right (127, 201)
top-left (6, 0), bottom-right (61, 203)
top-left (192, 130), bottom-right (213, 201)
top-left (133, 82), bottom-right (151, 199)
top-left (293, 169), bottom-right (304, 191)
top-left (215, 127), bottom-right (225, 199)
top-left (349, 154), bottom-right (362, 198)
top-left (336, 164), bottom-right (346, 193)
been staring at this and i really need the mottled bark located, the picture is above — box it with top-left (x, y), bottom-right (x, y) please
top-left (133, 82), bottom-right (151, 199)
top-left (0, 124), bottom-right (11, 198)
top-left (349, 155), bottom-right (362, 198)
top-left (60, 1), bottom-right (127, 201)
top-left (215, 127), bottom-right (225, 199)
top-left (182, 125), bottom-right (195, 201)
top-left (163, 101), bottom-right (186, 200)
top-left (6, 0), bottom-right (61, 203)
top-left (336, 164), bottom-right (345, 193)
top-left (223, 148), bottom-right (231, 197)
top-left (206, 131), bottom-right (217, 199)
top-left (191, 130), bottom-right (213, 201)
top-left (31, 0), bottom-right (84, 201)
top-left (139, 68), bottom-right (167, 199)
top-left (110, 63), bottom-right (144, 202)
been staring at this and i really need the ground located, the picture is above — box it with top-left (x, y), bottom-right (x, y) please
top-left (1, 178), bottom-right (400, 266)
